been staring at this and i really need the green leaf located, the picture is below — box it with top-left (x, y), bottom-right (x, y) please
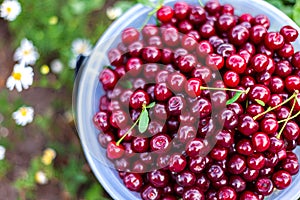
top-left (139, 109), bottom-right (149, 133)
top-left (294, 0), bottom-right (300, 25)
top-left (158, 0), bottom-right (164, 6)
top-left (146, 102), bottom-right (156, 108)
top-left (226, 91), bottom-right (243, 105)
top-left (255, 99), bottom-right (266, 106)
top-left (120, 80), bottom-right (133, 89)
top-left (137, 0), bottom-right (155, 8)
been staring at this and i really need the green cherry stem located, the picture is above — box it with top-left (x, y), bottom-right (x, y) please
top-left (277, 95), bottom-right (297, 139)
top-left (198, 0), bottom-right (204, 7)
top-left (253, 91), bottom-right (298, 121)
top-left (200, 86), bottom-right (248, 93)
top-left (278, 110), bottom-right (300, 123)
top-left (139, 3), bottom-right (163, 30)
top-left (115, 103), bottom-right (148, 146)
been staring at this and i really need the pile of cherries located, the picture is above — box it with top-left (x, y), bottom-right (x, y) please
top-left (93, 0), bottom-right (300, 199)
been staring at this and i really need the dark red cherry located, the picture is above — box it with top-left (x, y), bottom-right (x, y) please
top-left (174, 2), bottom-right (189, 20)
top-left (206, 53), bottom-right (225, 70)
top-left (280, 25), bottom-right (299, 42)
top-left (148, 169), bottom-right (170, 188)
top-left (226, 54), bottom-right (246, 74)
top-left (185, 78), bottom-right (202, 97)
top-left (247, 153), bottom-right (266, 170)
top-left (154, 83), bottom-right (173, 102)
top-left (272, 170), bottom-right (292, 190)
top-left (217, 14), bottom-right (236, 32)
top-left (236, 139), bottom-right (254, 156)
top-left (285, 75), bottom-right (300, 92)
top-left (162, 27), bottom-right (180, 47)
top-left (189, 6), bottom-right (206, 25)
top-left (99, 68), bottom-right (118, 90)
top-left (123, 173), bottom-right (143, 191)
top-left (192, 66), bottom-right (212, 83)
top-left (108, 48), bottom-right (124, 66)
top-left (142, 46), bottom-right (161, 63)
top-left (197, 40), bottom-right (214, 58)
top-left (157, 6), bottom-right (174, 23)
top-left (248, 84), bottom-right (271, 103)
top-left (217, 186), bottom-right (237, 200)
top-left (183, 187), bottom-right (205, 200)
top-left (106, 141), bottom-right (124, 160)
top-left (122, 28), bottom-right (140, 45)
top-left (253, 14), bottom-right (270, 29)
top-left (199, 23), bottom-right (216, 39)
top-left (238, 114), bottom-right (259, 136)
top-left (178, 54), bottom-right (197, 73)
top-left (255, 177), bottom-right (274, 196)
top-left (223, 71), bottom-right (240, 88)
top-left (260, 118), bottom-right (278, 135)
top-left (129, 90), bottom-right (150, 109)
top-left (250, 54), bottom-right (269, 72)
top-left (229, 25), bottom-right (249, 46)
top-left (93, 111), bottom-right (110, 132)
top-left (278, 43), bottom-right (294, 58)
top-left (168, 153), bottom-right (187, 173)
top-left (167, 96), bottom-right (186, 116)
top-left (264, 32), bottom-right (285, 50)
top-left (227, 154), bottom-right (247, 175)
top-left (141, 184), bottom-right (161, 200)
top-left (252, 132), bottom-right (270, 152)
top-left (249, 25), bottom-right (267, 44)
top-left (142, 25), bottom-right (159, 39)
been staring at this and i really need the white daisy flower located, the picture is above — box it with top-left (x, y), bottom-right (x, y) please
top-left (0, 0), bottom-right (21, 21)
top-left (35, 171), bottom-right (48, 185)
top-left (0, 145), bottom-right (6, 160)
top-left (6, 63), bottom-right (34, 92)
top-left (12, 106), bottom-right (34, 126)
top-left (106, 7), bottom-right (122, 20)
top-left (71, 38), bottom-right (92, 56)
top-left (50, 59), bottom-right (64, 74)
top-left (14, 38), bottom-right (39, 65)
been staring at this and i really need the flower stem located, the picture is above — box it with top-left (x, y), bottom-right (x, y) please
top-left (277, 95), bottom-right (297, 139)
top-left (253, 92), bottom-right (297, 121)
top-left (200, 86), bottom-right (247, 93)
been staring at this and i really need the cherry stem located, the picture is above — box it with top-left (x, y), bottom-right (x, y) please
top-left (140, 4), bottom-right (162, 30)
top-left (278, 110), bottom-right (300, 123)
top-left (116, 103), bottom-right (148, 146)
top-left (277, 95), bottom-right (297, 139)
top-left (198, 0), bottom-right (204, 7)
top-left (253, 91), bottom-right (298, 121)
top-left (200, 86), bottom-right (248, 93)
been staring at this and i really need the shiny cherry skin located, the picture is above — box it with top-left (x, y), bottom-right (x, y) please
top-left (229, 175), bottom-right (246, 193)
top-left (217, 186), bottom-right (237, 200)
top-left (129, 90), bottom-right (150, 110)
top-left (142, 46), bottom-right (161, 63)
top-left (154, 83), bottom-right (173, 102)
top-left (229, 25), bottom-right (249, 46)
top-left (223, 71), bottom-right (240, 88)
top-left (178, 54), bottom-right (197, 73)
top-left (250, 54), bottom-right (269, 73)
top-left (248, 84), bottom-right (271, 103)
top-left (99, 68), bottom-right (118, 90)
top-left (157, 6), bottom-right (174, 23)
top-left (236, 139), bottom-right (254, 156)
top-left (122, 27), bottom-right (140, 45)
top-left (226, 54), bottom-right (246, 74)
top-left (227, 154), bottom-right (247, 175)
top-left (250, 25), bottom-right (267, 44)
top-left (240, 191), bottom-right (259, 200)
top-left (264, 32), bottom-right (285, 50)
top-left (185, 78), bottom-right (202, 97)
top-left (238, 114), bottom-right (259, 136)
top-left (167, 96), bottom-right (186, 116)
top-left (123, 173), bottom-right (143, 191)
top-left (272, 170), bottom-right (292, 190)
top-left (168, 153), bottom-right (187, 173)
top-left (174, 2), bottom-right (189, 20)
top-left (183, 187), bottom-right (205, 200)
top-left (197, 40), bottom-right (214, 57)
top-left (260, 118), bottom-right (279, 135)
top-left (106, 141), bottom-right (124, 160)
top-left (252, 132), bottom-right (270, 152)
top-left (247, 153), bottom-right (266, 170)
top-left (285, 75), bottom-right (300, 92)
top-left (176, 170), bottom-right (196, 187)
top-left (280, 25), bottom-right (298, 42)
top-left (141, 184), bottom-right (161, 200)
top-left (148, 169), bottom-right (170, 188)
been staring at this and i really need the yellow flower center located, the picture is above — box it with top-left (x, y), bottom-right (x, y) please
top-left (19, 107), bottom-right (27, 116)
top-left (23, 50), bottom-right (31, 55)
top-left (12, 72), bottom-right (22, 80)
top-left (6, 7), bottom-right (11, 14)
